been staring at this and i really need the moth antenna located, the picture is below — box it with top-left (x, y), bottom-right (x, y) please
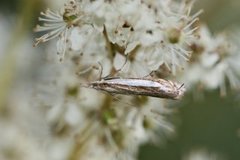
top-left (76, 65), bottom-right (94, 76)
top-left (178, 83), bottom-right (185, 90)
top-left (116, 54), bottom-right (128, 73)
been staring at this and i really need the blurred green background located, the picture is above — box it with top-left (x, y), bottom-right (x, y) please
top-left (1, 0), bottom-right (240, 159)
top-left (140, 91), bottom-right (240, 160)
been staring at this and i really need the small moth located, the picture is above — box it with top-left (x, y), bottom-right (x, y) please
top-left (84, 77), bottom-right (185, 100)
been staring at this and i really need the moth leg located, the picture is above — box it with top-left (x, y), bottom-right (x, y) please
top-left (106, 54), bottom-right (128, 78)
top-left (96, 62), bottom-right (116, 80)
top-left (101, 56), bottom-right (127, 80)
top-left (97, 62), bottom-right (104, 80)
top-left (103, 76), bottom-right (121, 80)
top-left (143, 70), bottom-right (156, 78)
top-left (115, 54), bottom-right (128, 73)
top-left (111, 95), bottom-right (136, 108)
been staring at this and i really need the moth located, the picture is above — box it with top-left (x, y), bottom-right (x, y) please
top-left (84, 77), bottom-right (185, 100)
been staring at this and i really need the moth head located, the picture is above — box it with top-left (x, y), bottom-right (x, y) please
top-left (175, 83), bottom-right (186, 100)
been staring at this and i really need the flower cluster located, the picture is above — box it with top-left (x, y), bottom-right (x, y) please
top-left (32, 0), bottom-right (240, 160)
top-left (182, 26), bottom-right (240, 96)
top-left (34, 0), bottom-right (203, 75)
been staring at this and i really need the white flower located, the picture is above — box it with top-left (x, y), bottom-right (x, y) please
top-left (114, 0), bottom-right (203, 75)
top-left (142, 0), bottom-right (202, 74)
top-left (34, 0), bottom-right (92, 61)
top-left (183, 25), bottom-right (240, 96)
